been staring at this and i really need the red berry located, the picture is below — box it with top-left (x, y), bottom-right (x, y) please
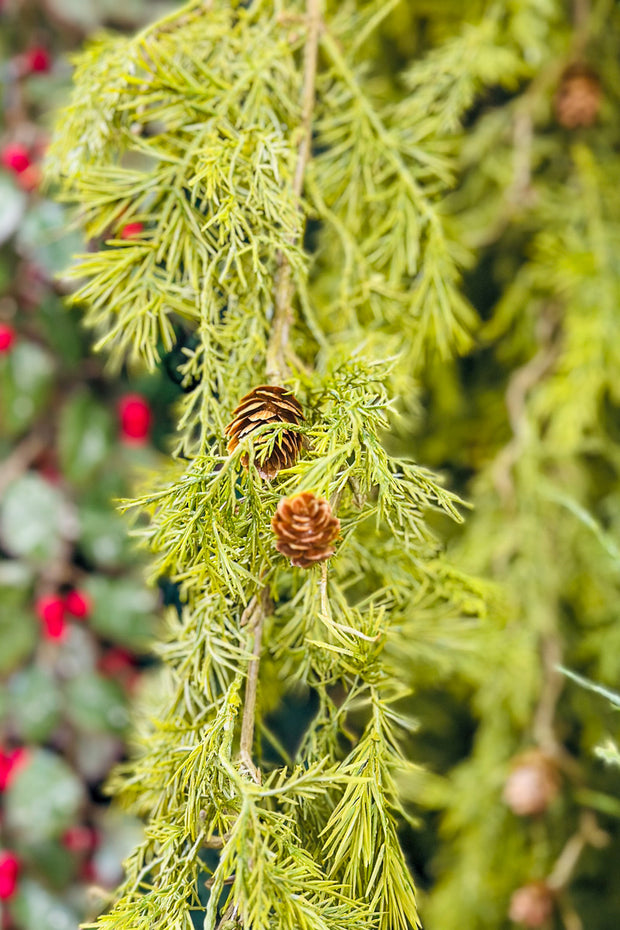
top-left (79, 859), bottom-right (97, 883)
top-left (16, 164), bottom-right (42, 192)
top-left (64, 589), bottom-right (92, 620)
top-left (0, 323), bottom-right (16, 353)
top-left (38, 463), bottom-right (62, 484)
top-left (118, 394), bottom-right (152, 444)
top-left (61, 825), bottom-right (99, 854)
top-left (120, 222), bottom-right (144, 239)
top-left (0, 852), bottom-right (20, 900)
top-left (24, 46), bottom-right (51, 74)
top-left (35, 594), bottom-right (67, 641)
top-left (0, 748), bottom-right (28, 792)
top-left (98, 647), bottom-right (134, 677)
top-left (1, 144), bottom-right (31, 175)
top-left (98, 648), bottom-right (140, 691)
top-left (42, 613), bottom-right (67, 641)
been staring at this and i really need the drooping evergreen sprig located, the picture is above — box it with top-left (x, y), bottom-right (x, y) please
top-left (44, 2), bottom-right (541, 929)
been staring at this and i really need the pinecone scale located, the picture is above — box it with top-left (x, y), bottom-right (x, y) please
top-left (225, 385), bottom-right (304, 479)
top-left (272, 492), bottom-right (340, 568)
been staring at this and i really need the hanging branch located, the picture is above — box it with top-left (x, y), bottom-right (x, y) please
top-left (45, 1), bottom-right (532, 928)
top-left (238, 588), bottom-right (271, 783)
top-left (239, 0), bottom-right (323, 786)
top-left (266, 0), bottom-right (322, 384)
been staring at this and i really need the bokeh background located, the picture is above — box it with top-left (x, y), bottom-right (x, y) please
top-left (0, 2), bottom-right (179, 926)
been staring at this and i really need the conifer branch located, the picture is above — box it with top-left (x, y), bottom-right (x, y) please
top-left (532, 634), bottom-right (565, 758)
top-left (491, 315), bottom-right (559, 502)
top-left (572, 0), bottom-right (589, 32)
top-left (242, 0), bottom-right (322, 784)
top-left (141, 0), bottom-right (213, 41)
top-left (547, 811), bottom-right (608, 892)
top-left (266, 0), bottom-right (322, 384)
top-left (239, 589), bottom-right (271, 784)
top-left (318, 29), bottom-right (439, 232)
top-left (44, 3), bottom-right (525, 927)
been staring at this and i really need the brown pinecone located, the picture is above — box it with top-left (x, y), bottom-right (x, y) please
top-left (555, 63), bottom-right (601, 129)
top-left (509, 882), bottom-right (554, 927)
top-left (503, 749), bottom-right (561, 817)
top-left (225, 385), bottom-right (304, 479)
top-left (271, 492), bottom-right (340, 568)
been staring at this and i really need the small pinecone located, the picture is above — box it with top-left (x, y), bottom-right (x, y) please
top-left (225, 385), bottom-right (304, 479)
top-left (272, 492), bottom-right (340, 568)
top-left (555, 63), bottom-right (601, 129)
top-left (503, 749), bottom-right (561, 817)
top-left (509, 882), bottom-right (554, 927)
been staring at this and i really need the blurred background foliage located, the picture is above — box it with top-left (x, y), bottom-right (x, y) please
top-left (0, 1), bottom-right (178, 927)
top-left (1, 1), bottom-right (620, 929)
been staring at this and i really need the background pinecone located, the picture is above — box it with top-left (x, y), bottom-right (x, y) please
top-left (503, 749), bottom-right (561, 817)
top-left (555, 63), bottom-right (601, 129)
top-left (225, 385), bottom-right (304, 479)
top-left (272, 492), bottom-right (340, 568)
top-left (509, 882), bottom-right (555, 928)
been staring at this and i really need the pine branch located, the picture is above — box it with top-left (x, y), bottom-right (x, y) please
top-left (267, 0), bottom-right (322, 384)
top-left (239, 589), bottom-right (271, 783)
top-left (240, 0), bottom-right (322, 787)
top-left (43, 3), bottom-right (523, 928)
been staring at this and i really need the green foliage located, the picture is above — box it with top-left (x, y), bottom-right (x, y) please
top-left (404, 3), bottom-right (620, 927)
top-left (46, 1), bottom-right (620, 929)
top-left (45, 1), bottom-right (544, 928)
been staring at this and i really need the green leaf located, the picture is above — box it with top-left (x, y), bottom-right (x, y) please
top-left (0, 173), bottom-right (27, 245)
top-left (38, 298), bottom-right (85, 368)
top-left (74, 731), bottom-right (124, 782)
top-left (8, 667), bottom-right (62, 742)
top-left (10, 878), bottom-right (79, 930)
top-left (5, 749), bottom-right (85, 844)
top-left (86, 575), bottom-right (156, 649)
top-left (16, 199), bottom-right (84, 279)
top-left (0, 589), bottom-right (37, 675)
top-left (79, 508), bottom-right (134, 569)
top-left (58, 390), bottom-right (114, 486)
top-left (0, 559), bottom-right (34, 588)
top-left (0, 473), bottom-right (78, 564)
top-left (64, 672), bottom-right (129, 735)
top-left (0, 341), bottom-right (54, 437)
top-left (22, 840), bottom-right (76, 889)
top-left (92, 809), bottom-right (144, 888)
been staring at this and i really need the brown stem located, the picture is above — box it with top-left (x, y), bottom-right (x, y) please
top-left (238, 588), bottom-right (271, 783)
top-left (508, 109), bottom-right (534, 207)
top-left (573, 0), bottom-right (589, 31)
top-left (491, 309), bottom-right (559, 502)
top-left (571, 0), bottom-right (591, 57)
top-left (215, 901), bottom-right (238, 929)
top-left (532, 635), bottom-right (564, 756)
top-left (203, 834), bottom-right (229, 849)
top-left (238, 0), bottom-right (322, 783)
top-left (319, 561), bottom-right (330, 619)
top-left (547, 811), bottom-right (608, 892)
top-left (266, 0), bottom-right (322, 384)
top-left (0, 433), bottom-right (46, 495)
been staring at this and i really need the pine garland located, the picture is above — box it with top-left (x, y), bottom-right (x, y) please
top-left (44, 1), bottom-right (552, 928)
